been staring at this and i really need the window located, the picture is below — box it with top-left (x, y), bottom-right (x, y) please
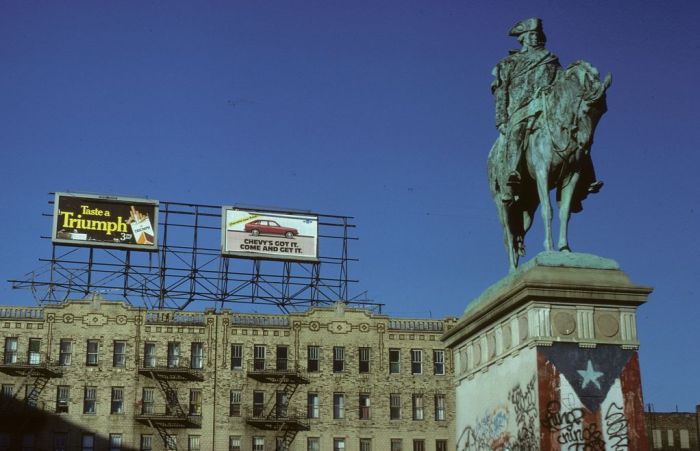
top-left (142, 388), bottom-right (155, 414)
top-left (390, 393), bottom-right (401, 419)
top-left (111, 387), bottom-right (124, 414)
top-left (412, 394), bottom-right (424, 420)
top-left (435, 440), bottom-right (447, 451)
top-left (333, 393), bottom-right (345, 419)
top-left (4, 337), bottom-right (17, 364)
top-left (189, 389), bottom-right (202, 415)
top-left (666, 430), bottom-right (674, 447)
top-left (112, 341), bottom-right (126, 367)
top-left (59, 339), bottom-right (72, 366)
top-left (307, 438), bottom-right (320, 451)
top-left (307, 346), bottom-right (319, 372)
top-left (359, 393), bottom-right (371, 420)
top-left (188, 435), bottom-right (200, 451)
top-left (1, 384), bottom-right (13, 399)
top-left (652, 429), bottom-right (661, 448)
top-left (83, 387), bottom-right (97, 414)
top-left (435, 394), bottom-right (446, 420)
top-left (253, 437), bottom-right (264, 451)
top-left (413, 439), bottom-right (425, 451)
top-left (81, 435), bottom-right (94, 451)
top-left (253, 345), bottom-right (266, 371)
top-left (230, 390), bottom-right (241, 416)
top-left (167, 342), bottom-right (180, 368)
top-left (307, 393), bottom-right (320, 418)
top-left (333, 346), bottom-right (345, 372)
top-left (140, 435), bottom-right (153, 451)
top-left (165, 436), bottom-right (177, 451)
top-left (433, 350), bottom-right (445, 375)
top-left (680, 429), bottom-right (690, 448)
top-left (109, 434), bottom-right (122, 451)
top-left (276, 391), bottom-right (288, 418)
top-left (143, 342), bottom-right (156, 368)
top-left (228, 436), bottom-right (241, 451)
top-left (360, 438), bottom-right (372, 451)
top-left (435, 395), bottom-right (446, 421)
top-left (56, 386), bottom-right (70, 413)
top-left (28, 339), bottom-right (41, 365)
top-left (411, 349), bottom-right (422, 374)
top-left (333, 439), bottom-right (345, 451)
top-left (21, 434), bottom-right (34, 451)
top-left (53, 433), bottom-right (68, 451)
top-left (276, 345), bottom-right (288, 371)
top-left (253, 391), bottom-right (264, 417)
top-left (389, 349), bottom-right (400, 374)
top-left (191, 342), bottom-right (203, 369)
top-left (25, 384), bottom-right (37, 407)
top-left (86, 340), bottom-right (99, 366)
top-left (231, 344), bottom-right (242, 370)
top-left (359, 347), bottom-right (370, 373)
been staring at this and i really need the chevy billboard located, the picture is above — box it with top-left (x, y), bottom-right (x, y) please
top-left (222, 208), bottom-right (319, 262)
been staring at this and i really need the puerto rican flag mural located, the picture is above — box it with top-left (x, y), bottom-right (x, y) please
top-left (538, 343), bottom-right (648, 450)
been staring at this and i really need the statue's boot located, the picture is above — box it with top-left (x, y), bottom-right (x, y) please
top-left (501, 171), bottom-right (521, 203)
top-left (588, 180), bottom-right (604, 194)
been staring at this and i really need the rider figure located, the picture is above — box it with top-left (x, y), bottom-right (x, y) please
top-left (492, 18), bottom-right (603, 203)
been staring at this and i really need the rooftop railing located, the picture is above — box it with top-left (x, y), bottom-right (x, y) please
top-left (230, 314), bottom-right (289, 327)
top-left (387, 319), bottom-right (444, 332)
top-left (145, 311), bottom-right (206, 326)
top-left (0, 307), bottom-right (44, 320)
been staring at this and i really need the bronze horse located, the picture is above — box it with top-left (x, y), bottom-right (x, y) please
top-left (488, 61), bottom-right (612, 271)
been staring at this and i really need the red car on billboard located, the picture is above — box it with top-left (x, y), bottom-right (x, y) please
top-left (244, 219), bottom-right (299, 239)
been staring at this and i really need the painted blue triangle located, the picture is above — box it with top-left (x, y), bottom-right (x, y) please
top-left (539, 343), bottom-right (633, 412)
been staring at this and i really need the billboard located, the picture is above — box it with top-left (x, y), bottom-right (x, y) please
top-left (222, 208), bottom-right (318, 262)
top-left (52, 193), bottom-right (159, 251)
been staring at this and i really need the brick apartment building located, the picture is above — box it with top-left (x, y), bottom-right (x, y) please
top-left (0, 297), bottom-right (457, 451)
top-left (646, 406), bottom-right (700, 450)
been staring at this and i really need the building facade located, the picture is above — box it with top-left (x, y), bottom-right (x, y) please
top-left (646, 406), bottom-right (700, 450)
top-left (0, 298), bottom-right (456, 451)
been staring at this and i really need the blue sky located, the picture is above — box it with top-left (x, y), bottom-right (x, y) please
top-left (1, 1), bottom-right (698, 410)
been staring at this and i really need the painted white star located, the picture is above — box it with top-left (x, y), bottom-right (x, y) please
top-left (577, 359), bottom-right (604, 389)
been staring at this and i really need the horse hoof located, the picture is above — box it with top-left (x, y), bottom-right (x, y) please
top-left (559, 246), bottom-right (571, 252)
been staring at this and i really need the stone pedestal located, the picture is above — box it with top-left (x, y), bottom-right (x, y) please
top-left (442, 252), bottom-right (652, 450)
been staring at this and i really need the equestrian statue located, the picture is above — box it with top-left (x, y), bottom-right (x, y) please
top-left (487, 18), bottom-right (612, 271)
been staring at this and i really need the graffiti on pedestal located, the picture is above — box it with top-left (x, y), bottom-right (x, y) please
top-left (457, 375), bottom-right (538, 450)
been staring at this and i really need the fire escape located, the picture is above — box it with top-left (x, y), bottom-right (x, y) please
top-left (245, 348), bottom-right (310, 451)
top-left (135, 347), bottom-right (203, 449)
top-left (0, 345), bottom-right (63, 429)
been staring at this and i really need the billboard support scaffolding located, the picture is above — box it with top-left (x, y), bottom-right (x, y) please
top-left (10, 194), bottom-right (383, 313)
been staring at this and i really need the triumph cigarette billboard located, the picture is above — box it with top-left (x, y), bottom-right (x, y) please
top-left (222, 208), bottom-right (319, 262)
top-left (52, 193), bottom-right (159, 251)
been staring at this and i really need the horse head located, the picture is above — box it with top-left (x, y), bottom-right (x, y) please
top-left (565, 60), bottom-right (612, 106)
top-left (560, 61), bottom-right (612, 151)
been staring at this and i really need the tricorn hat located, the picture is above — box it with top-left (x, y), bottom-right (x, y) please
top-left (508, 17), bottom-right (543, 36)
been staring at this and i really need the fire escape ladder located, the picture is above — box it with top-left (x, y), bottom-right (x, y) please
top-left (154, 376), bottom-right (186, 418)
top-left (277, 429), bottom-right (300, 451)
top-left (272, 375), bottom-right (302, 451)
top-left (152, 421), bottom-right (175, 451)
top-left (26, 373), bottom-right (50, 407)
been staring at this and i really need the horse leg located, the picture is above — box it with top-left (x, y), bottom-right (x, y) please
top-left (557, 172), bottom-right (580, 252)
top-left (497, 203), bottom-right (518, 271)
top-left (518, 199), bottom-right (538, 256)
top-left (535, 169), bottom-right (553, 251)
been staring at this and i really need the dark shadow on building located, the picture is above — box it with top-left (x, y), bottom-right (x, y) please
top-left (0, 396), bottom-right (139, 451)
